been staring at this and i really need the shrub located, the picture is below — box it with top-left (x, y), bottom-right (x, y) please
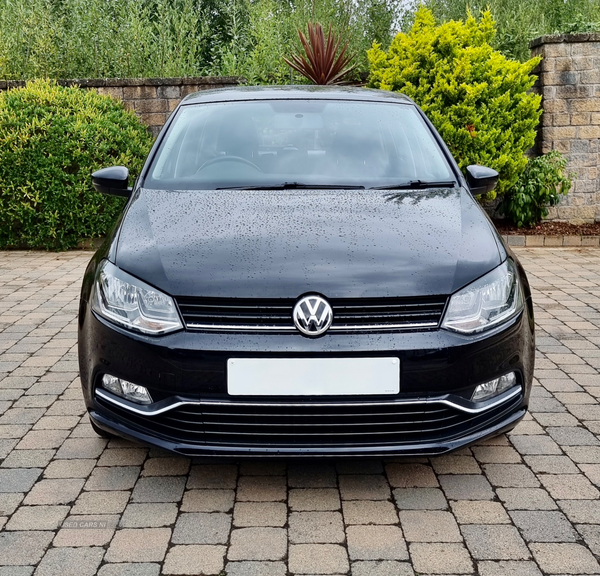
top-left (500, 151), bottom-right (573, 228)
top-left (367, 7), bottom-right (542, 200)
top-left (0, 80), bottom-right (154, 250)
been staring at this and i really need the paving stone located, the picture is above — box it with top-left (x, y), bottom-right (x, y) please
top-left (289, 511), bottom-right (345, 543)
top-left (509, 510), bottom-right (578, 542)
top-left (523, 455), bottom-right (580, 474)
top-left (0, 568), bottom-right (34, 576)
top-left (239, 461), bottom-right (287, 476)
top-left (16, 429), bottom-right (69, 450)
top-left (0, 531), bottom-right (54, 565)
top-left (461, 525), bottom-right (530, 560)
top-left (530, 543), bottom-right (600, 575)
top-left (347, 525), bottom-right (408, 560)
top-left (496, 488), bottom-right (557, 510)
top-left (483, 464), bottom-right (540, 488)
top-left (97, 565), bottom-right (160, 576)
top-left (351, 561), bottom-right (415, 576)
top-left (53, 514), bottom-right (118, 546)
top-left (0, 492), bottom-right (24, 515)
top-left (472, 446), bottom-right (521, 463)
top-left (559, 499), bottom-right (600, 523)
top-left (289, 488), bottom-right (341, 511)
top-left (187, 464), bottom-right (237, 489)
top-left (289, 544), bottom-right (350, 574)
top-left (477, 561), bottom-right (542, 576)
top-left (119, 503), bottom-right (178, 528)
top-left (163, 545), bottom-right (226, 575)
top-left (0, 449), bottom-right (54, 468)
top-left (105, 528), bottom-right (171, 563)
top-left (431, 455), bottom-right (481, 475)
top-left (85, 466), bottom-right (140, 491)
top-left (55, 438), bottom-right (107, 459)
top-left (540, 473), bottom-right (600, 499)
top-left (141, 457), bottom-right (190, 476)
top-left (400, 510), bottom-right (461, 542)
top-left (511, 435), bottom-right (563, 455)
top-left (23, 478), bottom-right (83, 505)
top-left (71, 491), bottom-right (130, 515)
top-left (228, 527), bottom-right (287, 561)
top-left (34, 546), bottom-right (104, 576)
top-left (409, 543), bottom-right (473, 575)
top-left (0, 468), bottom-right (41, 492)
top-left (172, 512), bottom-right (231, 544)
top-left (236, 475), bottom-right (286, 501)
top-left (180, 488), bottom-right (235, 512)
top-left (233, 501), bottom-right (287, 527)
top-left (6, 505), bottom-right (69, 530)
top-left (386, 463), bottom-right (438, 488)
top-left (224, 561), bottom-right (286, 576)
top-left (547, 426), bottom-right (600, 445)
top-left (343, 500), bottom-right (399, 524)
top-left (131, 476), bottom-right (186, 502)
top-left (43, 459), bottom-right (96, 479)
top-left (337, 460), bottom-right (385, 475)
top-left (562, 445), bottom-right (600, 463)
top-left (97, 448), bottom-right (146, 466)
top-left (577, 524), bottom-right (600, 556)
top-left (339, 475), bottom-right (391, 500)
top-left (450, 501), bottom-right (510, 524)
top-left (393, 488), bottom-right (447, 510)
top-left (439, 474), bottom-right (494, 500)
top-left (288, 463), bottom-right (337, 488)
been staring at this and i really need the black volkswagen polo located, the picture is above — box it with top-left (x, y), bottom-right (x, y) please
top-left (78, 86), bottom-right (535, 457)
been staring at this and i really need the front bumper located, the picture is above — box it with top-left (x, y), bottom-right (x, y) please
top-left (79, 301), bottom-right (534, 457)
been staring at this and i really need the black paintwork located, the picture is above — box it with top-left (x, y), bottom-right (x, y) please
top-left (78, 86), bottom-right (534, 456)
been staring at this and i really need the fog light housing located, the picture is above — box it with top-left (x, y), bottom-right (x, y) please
top-left (472, 372), bottom-right (518, 402)
top-left (101, 374), bottom-right (153, 405)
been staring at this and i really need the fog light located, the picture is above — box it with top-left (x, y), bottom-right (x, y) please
top-left (101, 374), bottom-right (153, 405)
top-left (472, 372), bottom-right (517, 402)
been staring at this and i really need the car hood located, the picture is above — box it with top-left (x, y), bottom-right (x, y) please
top-left (115, 188), bottom-right (503, 299)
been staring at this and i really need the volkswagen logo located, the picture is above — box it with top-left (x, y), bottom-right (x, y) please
top-left (293, 295), bottom-right (333, 337)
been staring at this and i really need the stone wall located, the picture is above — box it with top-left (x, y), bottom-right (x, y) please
top-left (0, 76), bottom-right (244, 137)
top-left (530, 34), bottom-right (600, 223)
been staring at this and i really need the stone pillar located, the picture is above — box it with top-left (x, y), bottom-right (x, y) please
top-left (530, 34), bottom-right (600, 223)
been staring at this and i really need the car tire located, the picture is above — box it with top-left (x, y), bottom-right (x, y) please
top-left (89, 416), bottom-right (115, 439)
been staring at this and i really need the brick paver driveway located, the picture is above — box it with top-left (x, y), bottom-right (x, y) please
top-left (1, 248), bottom-right (600, 576)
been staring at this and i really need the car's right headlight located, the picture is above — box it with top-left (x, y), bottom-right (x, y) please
top-left (91, 260), bottom-right (182, 335)
top-left (442, 259), bottom-right (523, 334)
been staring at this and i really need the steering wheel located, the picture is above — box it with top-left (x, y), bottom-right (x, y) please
top-left (197, 155), bottom-right (262, 173)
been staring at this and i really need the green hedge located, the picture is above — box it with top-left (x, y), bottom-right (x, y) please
top-left (368, 7), bottom-right (542, 200)
top-left (0, 80), bottom-right (154, 250)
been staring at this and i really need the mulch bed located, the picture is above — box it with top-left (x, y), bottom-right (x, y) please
top-left (493, 219), bottom-right (600, 236)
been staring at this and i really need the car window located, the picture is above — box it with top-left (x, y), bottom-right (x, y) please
top-left (145, 99), bottom-right (454, 190)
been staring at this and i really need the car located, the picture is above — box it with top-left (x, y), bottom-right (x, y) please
top-left (78, 86), bottom-right (535, 457)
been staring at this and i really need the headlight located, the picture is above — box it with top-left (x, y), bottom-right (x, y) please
top-left (91, 260), bottom-right (182, 335)
top-left (442, 259), bottom-right (523, 334)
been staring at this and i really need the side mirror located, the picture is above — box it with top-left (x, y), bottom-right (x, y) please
top-left (465, 165), bottom-right (499, 196)
top-left (92, 166), bottom-right (131, 198)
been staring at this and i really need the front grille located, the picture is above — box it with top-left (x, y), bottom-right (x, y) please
top-left (96, 392), bottom-right (522, 449)
top-left (176, 296), bottom-right (447, 333)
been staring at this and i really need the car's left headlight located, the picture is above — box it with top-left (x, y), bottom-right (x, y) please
top-left (91, 260), bottom-right (182, 335)
top-left (442, 259), bottom-right (523, 334)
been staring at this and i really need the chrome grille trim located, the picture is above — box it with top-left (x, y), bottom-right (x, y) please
top-left (176, 296), bottom-right (447, 333)
top-left (95, 385), bottom-right (522, 417)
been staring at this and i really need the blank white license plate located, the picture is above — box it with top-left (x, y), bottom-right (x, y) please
top-left (227, 357), bottom-right (400, 396)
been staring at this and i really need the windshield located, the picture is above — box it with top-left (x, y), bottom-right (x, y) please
top-left (144, 99), bottom-right (455, 190)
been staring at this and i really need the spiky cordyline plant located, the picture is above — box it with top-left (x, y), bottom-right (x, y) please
top-left (283, 22), bottom-right (357, 85)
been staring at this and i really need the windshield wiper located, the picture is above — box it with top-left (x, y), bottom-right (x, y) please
top-left (217, 182), bottom-right (365, 190)
top-left (370, 180), bottom-right (457, 190)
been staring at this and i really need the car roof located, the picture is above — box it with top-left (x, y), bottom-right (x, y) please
top-left (181, 85), bottom-right (414, 106)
